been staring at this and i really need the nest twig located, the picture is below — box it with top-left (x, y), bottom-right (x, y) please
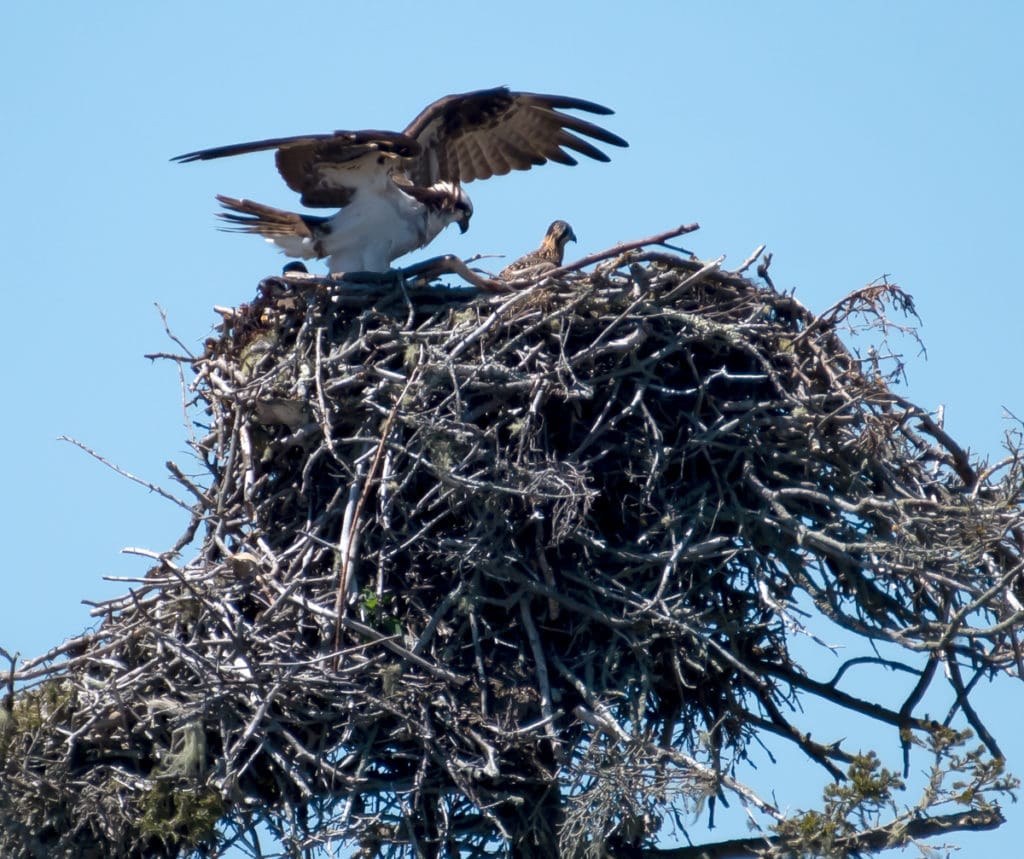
top-left (2, 230), bottom-right (1023, 859)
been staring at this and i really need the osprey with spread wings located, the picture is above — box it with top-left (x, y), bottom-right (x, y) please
top-left (173, 87), bottom-right (627, 274)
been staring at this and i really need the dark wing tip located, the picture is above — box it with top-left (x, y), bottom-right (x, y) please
top-left (171, 145), bottom-right (248, 164)
top-left (172, 142), bottom-right (269, 163)
top-left (171, 133), bottom-right (346, 165)
top-left (528, 92), bottom-right (618, 116)
top-left (599, 130), bottom-right (628, 149)
top-left (551, 112), bottom-right (629, 149)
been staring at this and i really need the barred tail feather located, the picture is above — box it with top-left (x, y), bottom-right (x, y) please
top-left (214, 195), bottom-right (327, 260)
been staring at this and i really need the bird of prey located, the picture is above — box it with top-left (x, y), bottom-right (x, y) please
top-left (173, 87), bottom-right (626, 274)
top-left (499, 220), bottom-right (577, 282)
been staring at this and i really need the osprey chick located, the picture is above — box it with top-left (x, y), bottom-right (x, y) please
top-left (174, 88), bottom-right (626, 274)
top-left (499, 220), bottom-right (577, 283)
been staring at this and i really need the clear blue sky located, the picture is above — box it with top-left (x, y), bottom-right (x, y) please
top-left (3, 2), bottom-right (1023, 855)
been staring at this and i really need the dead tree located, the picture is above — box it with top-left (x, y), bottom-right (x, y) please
top-left (1, 230), bottom-right (1022, 858)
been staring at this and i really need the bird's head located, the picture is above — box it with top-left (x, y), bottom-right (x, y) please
top-left (549, 220), bottom-right (577, 247)
top-left (449, 184), bottom-right (474, 234)
top-left (543, 220), bottom-right (576, 258)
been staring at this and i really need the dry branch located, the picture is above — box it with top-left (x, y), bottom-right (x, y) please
top-left (2, 230), bottom-right (1023, 858)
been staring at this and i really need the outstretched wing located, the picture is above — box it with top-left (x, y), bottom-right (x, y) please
top-left (173, 131), bottom-right (420, 208)
top-left (401, 87), bottom-right (628, 187)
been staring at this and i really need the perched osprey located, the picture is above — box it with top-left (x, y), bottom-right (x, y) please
top-left (499, 220), bottom-right (577, 282)
top-left (173, 88), bottom-right (626, 273)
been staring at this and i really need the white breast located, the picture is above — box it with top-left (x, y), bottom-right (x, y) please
top-left (320, 182), bottom-right (430, 273)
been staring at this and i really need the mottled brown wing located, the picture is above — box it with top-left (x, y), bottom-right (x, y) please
top-left (174, 131), bottom-right (421, 208)
top-left (498, 251), bottom-right (555, 282)
top-left (401, 87), bottom-right (628, 186)
top-left (499, 220), bottom-right (576, 281)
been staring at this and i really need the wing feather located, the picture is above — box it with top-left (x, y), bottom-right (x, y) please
top-left (175, 131), bottom-right (420, 208)
top-left (552, 129), bottom-right (610, 163)
top-left (543, 109), bottom-right (629, 147)
top-left (402, 87), bottom-right (628, 185)
top-left (464, 133), bottom-right (511, 178)
top-left (173, 134), bottom-right (339, 164)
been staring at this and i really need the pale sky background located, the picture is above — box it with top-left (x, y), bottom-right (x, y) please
top-left (3, 2), bottom-right (1023, 856)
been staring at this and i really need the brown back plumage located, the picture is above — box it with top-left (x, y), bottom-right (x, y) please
top-left (499, 220), bottom-right (577, 282)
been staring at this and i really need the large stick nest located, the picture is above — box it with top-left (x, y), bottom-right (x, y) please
top-left (3, 242), bottom-right (1023, 858)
